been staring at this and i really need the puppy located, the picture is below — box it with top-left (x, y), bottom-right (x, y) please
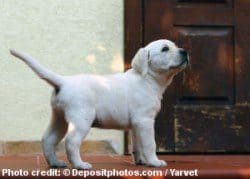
top-left (10, 39), bottom-right (189, 169)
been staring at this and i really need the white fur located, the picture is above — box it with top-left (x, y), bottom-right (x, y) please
top-left (10, 39), bottom-right (188, 169)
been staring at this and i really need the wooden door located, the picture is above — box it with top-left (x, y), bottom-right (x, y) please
top-left (125, 0), bottom-right (250, 153)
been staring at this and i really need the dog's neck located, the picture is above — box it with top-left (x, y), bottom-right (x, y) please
top-left (145, 70), bottom-right (176, 99)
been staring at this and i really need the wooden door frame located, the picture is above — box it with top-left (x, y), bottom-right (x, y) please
top-left (124, 0), bottom-right (143, 154)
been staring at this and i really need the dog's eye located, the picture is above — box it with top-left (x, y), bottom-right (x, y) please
top-left (162, 46), bottom-right (169, 52)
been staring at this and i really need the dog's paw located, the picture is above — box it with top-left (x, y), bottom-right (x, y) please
top-left (50, 160), bottom-right (67, 168)
top-left (159, 160), bottom-right (167, 167)
top-left (74, 162), bottom-right (92, 170)
top-left (132, 151), bottom-right (146, 165)
top-left (148, 159), bottom-right (167, 167)
top-left (135, 160), bottom-right (147, 165)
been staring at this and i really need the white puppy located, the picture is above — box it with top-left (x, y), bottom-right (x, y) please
top-left (10, 39), bottom-right (188, 169)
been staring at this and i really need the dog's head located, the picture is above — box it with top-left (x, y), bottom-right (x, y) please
top-left (132, 39), bottom-right (189, 78)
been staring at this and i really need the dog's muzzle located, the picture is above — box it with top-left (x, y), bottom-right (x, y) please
top-left (179, 49), bottom-right (189, 65)
top-left (169, 49), bottom-right (189, 69)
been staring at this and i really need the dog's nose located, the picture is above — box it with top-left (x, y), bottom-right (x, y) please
top-left (179, 49), bottom-right (188, 58)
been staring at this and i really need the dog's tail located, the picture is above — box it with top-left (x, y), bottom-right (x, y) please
top-left (10, 49), bottom-right (64, 88)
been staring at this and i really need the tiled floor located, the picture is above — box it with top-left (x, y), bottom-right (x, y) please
top-left (0, 154), bottom-right (249, 178)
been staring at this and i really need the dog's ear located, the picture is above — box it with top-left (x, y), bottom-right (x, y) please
top-left (131, 48), bottom-right (149, 77)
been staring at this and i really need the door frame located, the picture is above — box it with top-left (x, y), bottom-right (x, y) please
top-left (124, 0), bottom-right (143, 154)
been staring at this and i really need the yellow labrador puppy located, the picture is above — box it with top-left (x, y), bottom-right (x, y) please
top-left (10, 39), bottom-right (189, 169)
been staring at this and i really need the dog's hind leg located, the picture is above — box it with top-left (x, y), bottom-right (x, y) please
top-left (65, 108), bottom-right (95, 170)
top-left (42, 109), bottom-right (68, 168)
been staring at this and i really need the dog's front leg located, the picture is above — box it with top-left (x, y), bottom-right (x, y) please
top-left (133, 119), bottom-right (167, 167)
top-left (132, 129), bottom-right (146, 165)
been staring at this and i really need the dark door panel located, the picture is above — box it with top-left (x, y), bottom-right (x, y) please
top-left (176, 27), bottom-right (234, 105)
top-left (175, 106), bottom-right (250, 152)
